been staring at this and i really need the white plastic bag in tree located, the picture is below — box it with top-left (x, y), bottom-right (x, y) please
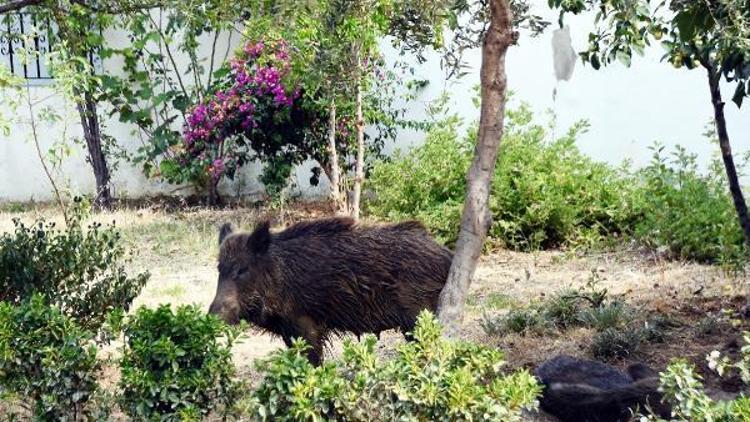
top-left (552, 26), bottom-right (577, 82)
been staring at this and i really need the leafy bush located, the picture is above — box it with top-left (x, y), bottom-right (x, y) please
top-left (633, 144), bottom-right (747, 267)
top-left (368, 103), bottom-right (747, 267)
top-left (118, 305), bottom-right (242, 420)
top-left (0, 295), bottom-right (104, 420)
top-left (368, 103), bottom-right (637, 249)
top-left (579, 300), bottom-right (631, 331)
top-left (590, 326), bottom-right (644, 360)
top-left (251, 311), bottom-right (541, 421)
top-left (367, 116), bottom-right (470, 245)
top-left (481, 307), bottom-right (553, 336)
top-left (641, 334), bottom-right (750, 421)
top-left (542, 289), bottom-right (583, 329)
top-left (0, 207), bottom-right (149, 334)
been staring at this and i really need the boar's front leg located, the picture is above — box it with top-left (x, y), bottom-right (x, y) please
top-left (296, 316), bottom-right (325, 366)
top-left (306, 341), bottom-right (323, 366)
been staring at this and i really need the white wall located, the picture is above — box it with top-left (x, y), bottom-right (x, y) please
top-left (390, 4), bottom-right (749, 175)
top-left (1, 3), bottom-right (748, 203)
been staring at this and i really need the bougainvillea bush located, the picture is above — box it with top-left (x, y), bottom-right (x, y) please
top-left (160, 39), bottom-right (339, 203)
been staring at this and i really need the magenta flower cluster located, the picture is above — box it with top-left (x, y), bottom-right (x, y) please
top-left (181, 40), bottom-right (299, 181)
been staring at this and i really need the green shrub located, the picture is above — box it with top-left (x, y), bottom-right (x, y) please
top-left (481, 307), bottom-right (554, 336)
top-left (366, 116), bottom-right (470, 245)
top-left (641, 339), bottom-right (750, 422)
top-left (118, 305), bottom-right (242, 420)
top-left (251, 339), bottom-right (347, 420)
top-left (368, 102), bottom-right (747, 267)
top-left (542, 289), bottom-right (583, 329)
top-left (590, 326), bottom-right (643, 360)
top-left (579, 300), bottom-right (631, 331)
top-left (695, 314), bottom-right (727, 337)
top-left (0, 206), bottom-right (149, 334)
top-left (490, 107), bottom-right (637, 250)
top-left (634, 144), bottom-right (748, 267)
top-left (0, 295), bottom-right (104, 420)
top-left (251, 311), bottom-right (541, 421)
top-left (368, 103), bottom-right (637, 250)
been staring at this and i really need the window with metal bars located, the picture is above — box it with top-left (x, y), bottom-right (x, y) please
top-left (1, 13), bottom-right (101, 82)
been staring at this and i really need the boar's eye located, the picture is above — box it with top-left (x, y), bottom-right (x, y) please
top-left (237, 267), bottom-right (249, 275)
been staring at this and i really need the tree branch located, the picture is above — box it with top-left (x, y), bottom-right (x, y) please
top-left (0, 0), bottom-right (42, 14)
top-left (0, 0), bottom-right (161, 15)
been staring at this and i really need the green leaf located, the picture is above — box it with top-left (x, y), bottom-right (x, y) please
top-left (674, 10), bottom-right (699, 41)
top-left (159, 160), bottom-right (180, 178)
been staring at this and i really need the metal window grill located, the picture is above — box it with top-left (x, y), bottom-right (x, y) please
top-left (0, 13), bottom-right (102, 81)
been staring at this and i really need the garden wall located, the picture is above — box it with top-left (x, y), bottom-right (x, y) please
top-left (1, 0), bottom-right (748, 203)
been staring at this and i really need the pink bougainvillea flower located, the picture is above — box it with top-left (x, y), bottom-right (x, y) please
top-left (181, 38), bottom-right (301, 185)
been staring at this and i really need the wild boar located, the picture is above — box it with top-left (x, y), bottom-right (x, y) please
top-left (535, 355), bottom-right (671, 422)
top-left (208, 217), bottom-right (452, 364)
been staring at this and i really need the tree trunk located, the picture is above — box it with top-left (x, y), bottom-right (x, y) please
top-left (706, 64), bottom-right (750, 247)
top-left (207, 179), bottom-right (222, 207)
top-left (351, 80), bottom-right (365, 221)
top-left (437, 0), bottom-right (515, 338)
top-left (77, 92), bottom-right (112, 210)
top-left (327, 100), bottom-right (344, 213)
top-left (48, 6), bottom-right (113, 210)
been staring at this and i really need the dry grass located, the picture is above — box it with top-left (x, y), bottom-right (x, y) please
top-left (1, 200), bottom-right (749, 419)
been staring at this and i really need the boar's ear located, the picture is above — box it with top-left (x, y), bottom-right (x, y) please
top-left (247, 220), bottom-right (271, 254)
top-left (219, 223), bottom-right (234, 245)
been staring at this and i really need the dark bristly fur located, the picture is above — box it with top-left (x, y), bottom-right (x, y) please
top-left (209, 217), bottom-right (453, 365)
top-left (535, 355), bottom-right (672, 422)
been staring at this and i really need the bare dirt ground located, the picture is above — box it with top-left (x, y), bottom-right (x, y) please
top-left (2, 200), bottom-right (749, 420)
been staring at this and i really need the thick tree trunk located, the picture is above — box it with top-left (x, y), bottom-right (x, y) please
top-left (351, 81), bottom-right (365, 221)
top-left (77, 92), bottom-right (112, 210)
top-left (706, 65), bottom-right (750, 247)
top-left (437, 0), bottom-right (515, 338)
top-left (327, 100), bottom-right (344, 213)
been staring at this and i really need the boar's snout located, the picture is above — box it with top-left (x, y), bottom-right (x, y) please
top-left (208, 297), bottom-right (241, 325)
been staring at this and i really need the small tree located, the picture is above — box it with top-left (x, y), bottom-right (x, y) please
top-left (384, 0), bottom-right (548, 337)
top-left (0, 1), bottom-right (157, 209)
top-left (103, 0), bottom-right (247, 203)
top-left (243, 1), bottom-right (429, 214)
top-left (550, 0), bottom-right (750, 248)
top-left (436, 0), bottom-right (519, 338)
